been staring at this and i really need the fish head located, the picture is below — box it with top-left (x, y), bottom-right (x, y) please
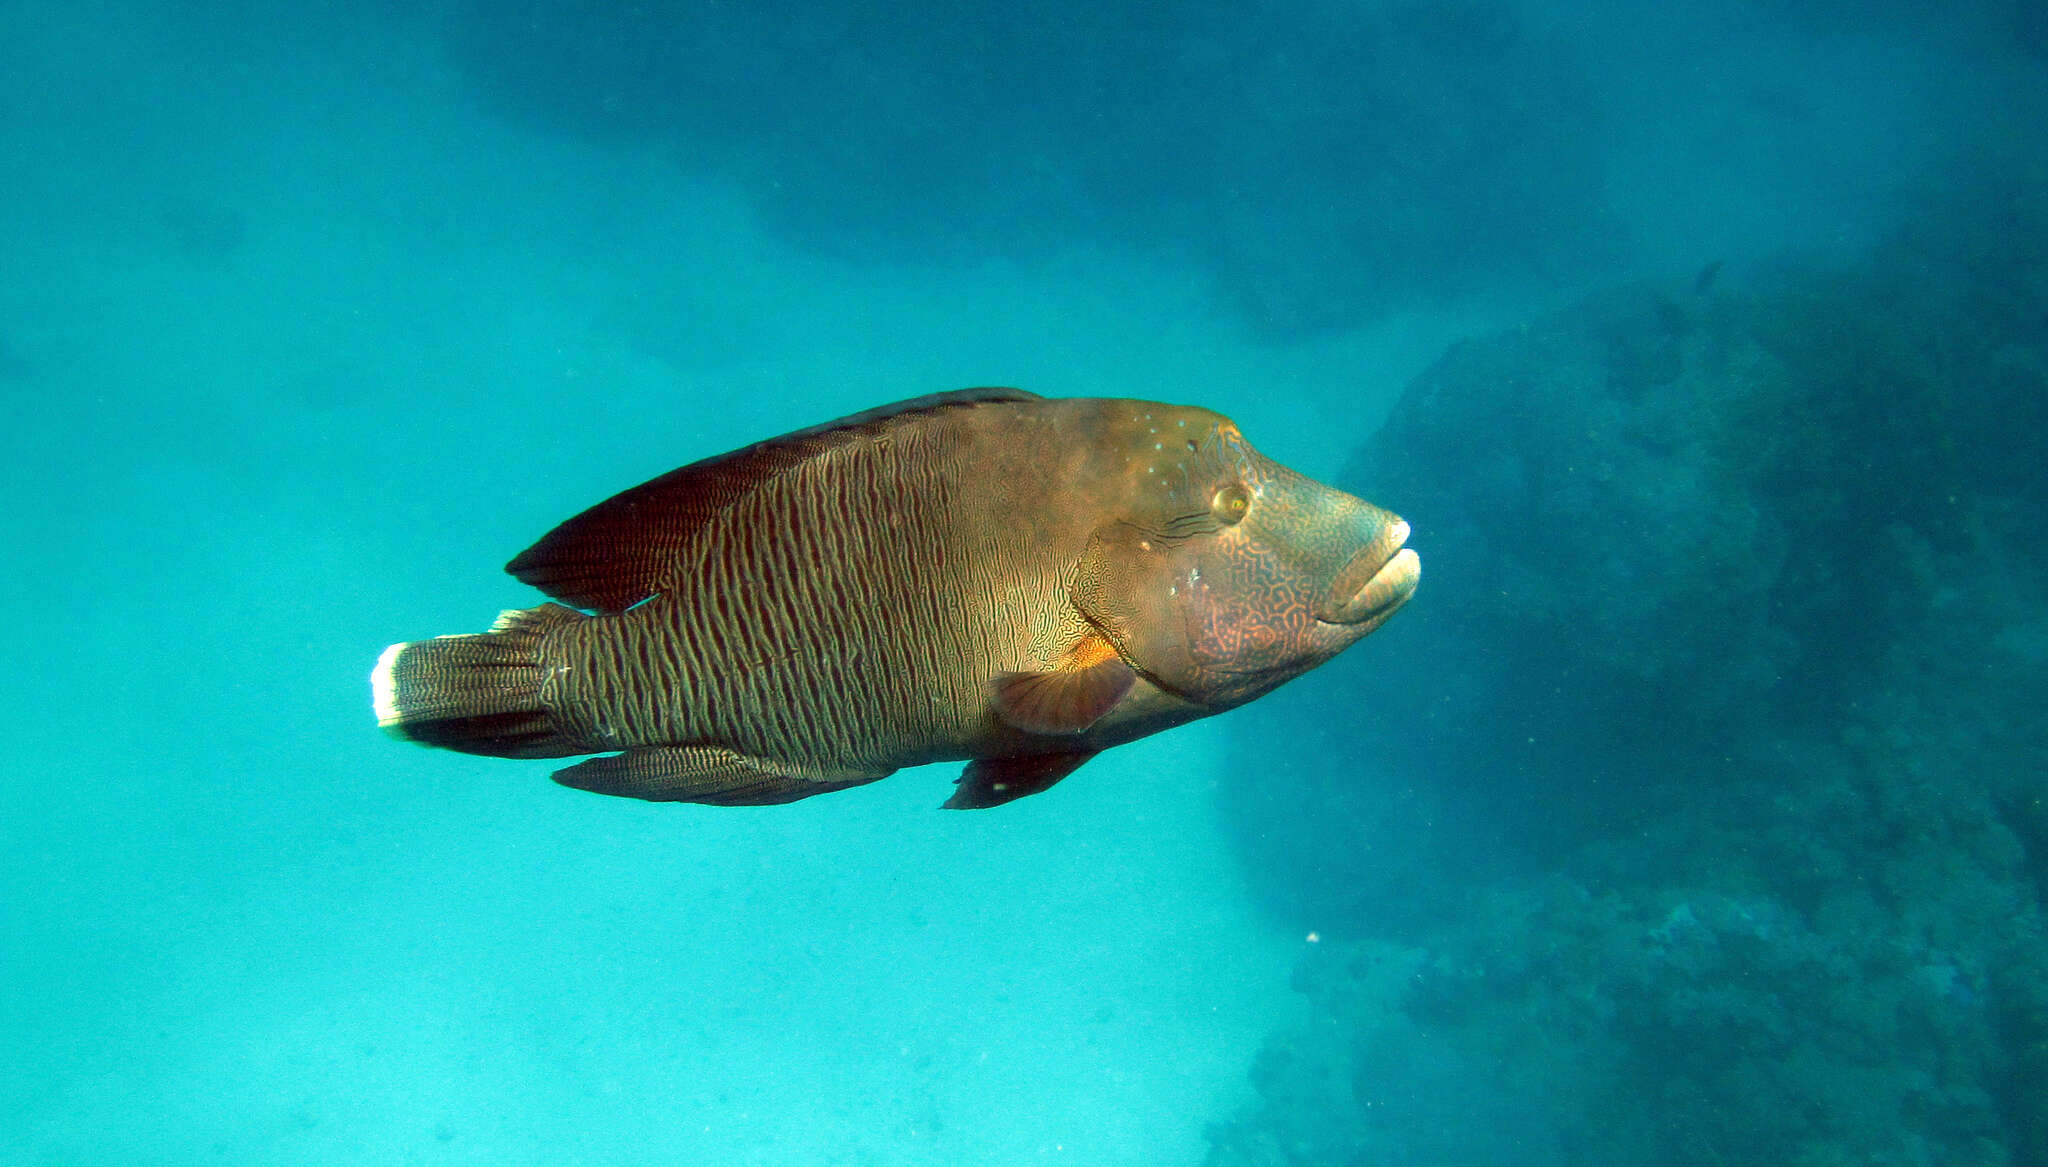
top-left (1071, 406), bottom-right (1419, 710)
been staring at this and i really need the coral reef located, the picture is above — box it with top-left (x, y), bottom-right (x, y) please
top-left (1211, 656), bottom-right (2048, 1165)
top-left (1211, 164), bottom-right (2048, 1164)
top-left (1223, 155), bottom-right (2048, 923)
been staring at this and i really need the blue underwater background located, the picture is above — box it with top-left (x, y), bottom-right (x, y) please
top-left (5, 1), bottom-right (2046, 1163)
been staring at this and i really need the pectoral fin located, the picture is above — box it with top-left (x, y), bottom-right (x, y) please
top-left (989, 633), bottom-right (1135, 735)
top-left (553, 746), bottom-right (890, 806)
top-left (945, 750), bottom-right (1099, 809)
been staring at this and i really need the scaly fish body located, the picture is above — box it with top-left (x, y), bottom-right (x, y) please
top-left (372, 389), bottom-right (1418, 808)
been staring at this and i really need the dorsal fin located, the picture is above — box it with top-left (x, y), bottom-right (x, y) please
top-left (505, 387), bottom-right (1041, 613)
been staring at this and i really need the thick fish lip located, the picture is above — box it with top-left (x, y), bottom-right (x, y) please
top-left (1317, 519), bottom-right (1421, 625)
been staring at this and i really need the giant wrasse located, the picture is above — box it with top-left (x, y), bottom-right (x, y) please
top-left (372, 388), bottom-right (1418, 808)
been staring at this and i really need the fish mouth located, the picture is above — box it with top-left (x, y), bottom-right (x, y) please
top-left (1316, 519), bottom-right (1421, 626)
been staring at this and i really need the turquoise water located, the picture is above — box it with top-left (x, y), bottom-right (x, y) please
top-left (5, 3), bottom-right (2043, 1164)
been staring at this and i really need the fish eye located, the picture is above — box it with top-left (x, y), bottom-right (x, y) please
top-left (1210, 483), bottom-right (1251, 525)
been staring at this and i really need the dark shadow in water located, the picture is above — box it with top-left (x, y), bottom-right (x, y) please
top-left (436, 0), bottom-right (1611, 341)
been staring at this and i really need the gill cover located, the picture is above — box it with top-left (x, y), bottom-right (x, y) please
top-left (1070, 420), bottom-right (1403, 708)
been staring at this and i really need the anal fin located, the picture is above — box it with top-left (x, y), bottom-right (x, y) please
top-left (945, 750), bottom-right (1098, 810)
top-left (553, 746), bottom-right (890, 806)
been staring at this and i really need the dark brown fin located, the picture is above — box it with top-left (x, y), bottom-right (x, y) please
top-left (372, 603), bottom-right (584, 758)
top-left (945, 750), bottom-right (1098, 809)
top-left (551, 745), bottom-right (892, 806)
top-left (505, 387), bottom-right (1042, 613)
top-left (989, 634), bottom-right (1135, 735)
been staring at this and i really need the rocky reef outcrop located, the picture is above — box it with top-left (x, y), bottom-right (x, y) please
top-left (1211, 160), bottom-right (2048, 1165)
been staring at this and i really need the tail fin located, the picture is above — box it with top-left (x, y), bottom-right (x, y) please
top-left (372, 603), bottom-right (585, 758)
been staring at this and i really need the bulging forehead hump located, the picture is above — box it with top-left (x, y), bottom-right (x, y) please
top-left (1088, 399), bottom-right (1244, 472)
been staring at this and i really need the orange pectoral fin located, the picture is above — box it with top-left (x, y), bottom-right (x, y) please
top-left (989, 634), bottom-right (1135, 736)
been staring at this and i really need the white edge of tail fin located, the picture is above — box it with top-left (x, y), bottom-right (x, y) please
top-left (371, 642), bottom-right (407, 728)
